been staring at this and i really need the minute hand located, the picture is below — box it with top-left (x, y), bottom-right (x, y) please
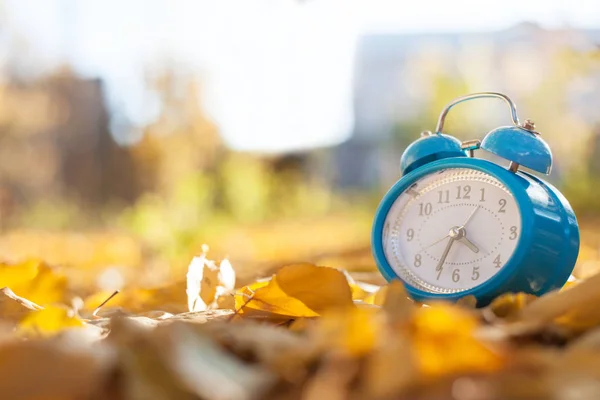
top-left (460, 205), bottom-right (480, 228)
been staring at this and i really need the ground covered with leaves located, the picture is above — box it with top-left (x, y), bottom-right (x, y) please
top-left (2, 246), bottom-right (600, 400)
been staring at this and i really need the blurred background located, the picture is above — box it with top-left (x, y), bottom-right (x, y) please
top-left (1, 0), bottom-right (600, 289)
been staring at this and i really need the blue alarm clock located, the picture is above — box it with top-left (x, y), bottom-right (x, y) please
top-left (371, 92), bottom-right (580, 307)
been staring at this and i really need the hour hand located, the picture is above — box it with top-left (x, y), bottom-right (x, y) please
top-left (457, 236), bottom-right (479, 253)
top-left (436, 237), bottom-right (455, 271)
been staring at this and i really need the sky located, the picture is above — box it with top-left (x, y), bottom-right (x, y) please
top-left (2, 0), bottom-right (600, 152)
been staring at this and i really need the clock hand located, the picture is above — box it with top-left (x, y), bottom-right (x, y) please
top-left (457, 236), bottom-right (479, 253)
top-left (424, 234), bottom-right (450, 250)
top-left (425, 206), bottom-right (480, 251)
top-left (460, 205), bottom-right (480, 229)
top-left (436, 237), bottom-right (456, 272)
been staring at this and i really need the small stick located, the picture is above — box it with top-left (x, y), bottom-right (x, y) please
top-left (92, 290), bottom-right (120, 318)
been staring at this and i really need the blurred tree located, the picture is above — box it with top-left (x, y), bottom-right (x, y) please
top-left (0, 67), bottom-right (141, 228)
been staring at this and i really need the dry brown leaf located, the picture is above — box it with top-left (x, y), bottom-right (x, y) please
top-left (109, 318), bottom-right (276, 400)
top-left (198, 320), bottom-right (319, 383)
top-left (380, 280), bottom-right (415, 324)
top-left (518, 272), bottom-right (600, 333)
top-left (361, 332), bottom-right (418, 398)
top-left (0, 338), bottom-right (112, 400)
top-left (301, 354), bottom-right (359, 400)
top-left (186, 246), bottom-right (236, 312)
top-left (0, 287), bottom-right (43, 323)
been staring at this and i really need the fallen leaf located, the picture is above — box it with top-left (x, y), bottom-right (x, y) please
top-left (314, 307), bottom-right (382, 357)
top-left (380, 280), bottom-right (414, 325)
top-left (361, 333), bottom-right (417, 398)
top-left (518, 272), bottom-right (600, 333)
top-left (0, 260), bottom-right (69, 306)
top-left (483, 292), bottom-right (538, 322)
top-left (19, 305), bottom-right (84, 336)
top-left (301, 354), bottom-right (359, 400)
top-left (0, 287), bottom-right (43, 323)
top-left (410, 303), bottom-right (504, 378)
top-left (0, 339), bottom-right (112, 400)
top-left (186, 253), bottom-right (208, 312)
top-left (187, 246), bottom-right (237, 312)
top-left (237, 264), bottom-right (354, 319)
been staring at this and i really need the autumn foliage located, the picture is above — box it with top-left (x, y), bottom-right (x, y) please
top-left (1, 246), bottom-right (600, 400)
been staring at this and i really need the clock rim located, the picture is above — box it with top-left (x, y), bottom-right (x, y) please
top-left (372, 157), bottom-right (534, 305)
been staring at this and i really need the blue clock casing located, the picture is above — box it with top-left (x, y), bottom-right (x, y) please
top-left (371, 92), bottom-right (580, 307)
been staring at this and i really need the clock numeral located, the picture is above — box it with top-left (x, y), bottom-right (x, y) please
top-left (498, 198), bottom-right (507, 213)
top-left (456, 185), bottom-right (471, 200)
top-left (493, 254), bottom-right (502, 268)
top-left (437, 190), bottom-right (450, 204)
top-left (414, 254), bottom-right (422, 267)
top-left (471, 266), bottom-right (480, 281)
top-left (419, 202), bottom-right (432, 216)
top-left (509, 226), bottom-right (518, 240)
top-left (406, 228), bottom-right (414, 241)
top-left (479, 188), bottom-right (486, 202)
top-left (452, 268), bottom-right (460, 283)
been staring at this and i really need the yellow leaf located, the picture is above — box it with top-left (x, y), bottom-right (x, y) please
top-left (242, 276), bottom-right (320, 318)
top-left (0, 260), bottom-right (68, 306)
top-left (561, 274), bottom-right (580, 291)
top-left (0, 259), bottom-right (38, 285)
top-left (315, 307), bottom-right (382, 357)
top-left (234, 279), bottom-right (270, 310)
top-left (237, 264), bottom-right (354, 318)
top-left (19, 305), bottom-right (84, 335)
top-left (486, 292), bottom-right (538, 320)
top-left (350, 281), bottom-right (380, 302)
top-left (411, 303), bottom-right (504, 377)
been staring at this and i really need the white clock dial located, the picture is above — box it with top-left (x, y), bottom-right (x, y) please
top-left (382, 168), bottom-right (521, 294)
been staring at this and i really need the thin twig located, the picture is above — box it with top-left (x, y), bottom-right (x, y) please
top-left (92, 290), bottom-right (120, 318)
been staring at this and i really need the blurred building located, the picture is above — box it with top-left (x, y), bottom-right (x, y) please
top-left (335, 23), bottom-right (600, 189)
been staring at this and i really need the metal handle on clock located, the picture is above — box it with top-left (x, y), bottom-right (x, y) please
top-left (435, 92), bottom-right (523, 134)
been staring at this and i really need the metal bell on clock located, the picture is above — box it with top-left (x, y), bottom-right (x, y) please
top-left (433, 91), bottom-right (554, 174)
top-left (481, 119), bottom-right (553, 174)
top-left (400, 131), bottom-right (466, 175)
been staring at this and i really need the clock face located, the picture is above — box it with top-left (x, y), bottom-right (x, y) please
top-left (382, 168), bottom-right (522, 294)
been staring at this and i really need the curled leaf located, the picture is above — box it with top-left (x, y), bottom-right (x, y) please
top-left (0, 287), bottom-right (43, 324)
top-left (236, 264), bottom-right (354, 319)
